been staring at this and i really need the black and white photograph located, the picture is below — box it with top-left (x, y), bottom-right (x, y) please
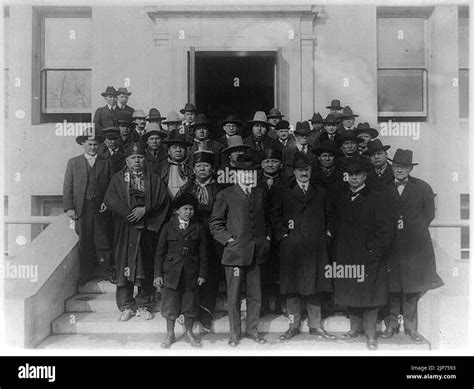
top-left (0, 0), bottom-right (472, 384)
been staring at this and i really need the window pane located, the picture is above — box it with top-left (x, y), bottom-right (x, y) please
top-left (377, 69), bottom-right (424, 112)
top-left (44, 18), bottom-right (91, 68)
top-left (459, 69), bottom-right (469, 119)
top-left (459, 18), bottom-right (469, 68)
top-left (460, 193), bottom-right (469, 220)
top-left (378, 18), bottom-right (425, 68)
top-left (44, 70), bottom-right (91, 110)
top-left (461, 227), bottom-right (469, 250)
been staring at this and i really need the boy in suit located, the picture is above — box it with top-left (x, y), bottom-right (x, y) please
top-left (154, 193), bottom-right (208, 348)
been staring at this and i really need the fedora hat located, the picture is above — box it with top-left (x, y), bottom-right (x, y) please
top-left (179, 103), bottom-right (196, 114)
top-left (193, 150), bottom-right (215, 166)
top-left (132, 109), bottom-right (146, 121)
top-left (343, 156), bottom-right (372, 173)
top-left (189, 114), bottom-right (210, 130)
top-left (340, 130), bottom-right (364, 144)
top-left (247, 111), bottom-right (270, 127)
top-left (261, 148), bottom-right (282, 161)
top-left (102, 126), bottom-right (120, 140)
top-left (355, 123), bottom-right (379, 139)
top-left (294, 121), bottom-right (311, 136)
top-left (162, 111), bottom-right (182, 125)
top-left (230, 152), bottom-right (260, 171)
top-left (222, 135), bottom-right (253, 154)
top-left (173, 192), bottom-right (198, 210)
top-left (340, 106), bottom-right (359, 119)
top-left (125, 142), bottom-right (146, 157)
top-left (161, 129), bottom-right (193, 147)
top-left (322, 114), bottom-right (340, 124)
top-left (116, 87), bottom-right (132, 96)
top-left (363, 139), bottom-right (390, 156)
top-left (76, 128), bottom-right (103, 145)
top-left (267, 108), bottom-right (284, 119)
top-left (146, 108), bottom-right (166, 121)
top-left (275, 120), bottom-right (290, 131)
top-left (101, 86), bottom-right (117, 97)
top-left (116, 111), bottom-right (134, 127)
top-left (142, 128), bottom-right (168, 143)
top-left (288, 151), bottom-right (311, 168)
top-left (388, 148), bottom-right (418, 166)
top-left (326, 99), bottom-right (343, 110)
top-left (220, 113), bottom-right (243, 127)
top-left (312, 140), bottom-right (340, 156)
top-left (309, 112), bottom-right (323, 124)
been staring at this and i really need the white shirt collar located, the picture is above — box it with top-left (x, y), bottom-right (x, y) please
top-left (84, 153), bottom-right (98, 160)
top-left (238, 182), bottom-right (252, 194)
top-left (107, 104), bottom-right (116, 111)
top-left (350, 184), bottom-right (366, 194)
top-left (296, 180), bottom-right (309, 191)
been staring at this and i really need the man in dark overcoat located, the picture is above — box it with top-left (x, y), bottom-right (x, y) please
top-left (332, 157), bottom-right (393, 350)
top-left (63, 131), bottom-right (114, 285)
top-left (142, 126), bottom-right (169, 171)
top-left (98, 127), bottom-right (126, 174)
top-left (282, 121), bottom-right (316, 178)
top-left (104, 142), bottom-right (171, 322)
top-left (209, 153), bottom-right (271, 347)
top-left (93, 86), bottom-right (119, 133)
top-left (187, 114), bottom-right (224, 169)
top-left (244, 111), bottom-right (281, 162)
top-left (364, 139), bottom-right (394, 190)
top-left (310, 140), bottom-right (344, 194)
top-left (270, 152), bottom-right (336, 341)
top-left (380, 149), bottom-right (444, 342)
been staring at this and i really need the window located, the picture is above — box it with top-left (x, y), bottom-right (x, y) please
top-left (460, 194), bottom-right (469, 260)
top-left (33, 7), bottom-right (91, 123)
top-left (459, 14), bottom-right (469, 119)
top-left (31, 195), bottom-right (63, 240)
top-left (377, 11), bottom-right (430, 118)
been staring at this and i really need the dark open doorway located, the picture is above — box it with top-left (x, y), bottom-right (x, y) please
top-left (190, 51), bottom-right (276, 136)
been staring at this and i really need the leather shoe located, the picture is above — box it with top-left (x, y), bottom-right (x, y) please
top-left (279, 328), bottom-right (300, 341)
top-left (228, 338), bottom-right (239, 347)
top-left (118, 309), bottom-right (135, 322)
top-left (108, 269), bottom-right (117, 284)
top-left (366, 337), bottom-right (378, 350)
top-left (380, 327), bottom-right (399, 339)
top-left (340, 330), bottom-right (362, 340)
top-left (245, 333), bottom-right (267, 344)
top-left (309, 327), bottom-right (336, 340)
top-left (405, 330), bottom-right (424, 342)
top-left (136, 307), bottom-right (154, 320)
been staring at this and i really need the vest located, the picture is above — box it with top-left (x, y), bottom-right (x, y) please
top-left (85, 161), bottom-right (98, 200)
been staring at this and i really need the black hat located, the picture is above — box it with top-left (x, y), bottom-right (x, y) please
top-left (275, 120), bottom-right (290, 131)
top-left (343, 156), bottom-right (372, 173)
top-left (363, 139), bottom-right (390, 156)
top-left (161, 129), bottom-right (193, 147)
top-left (180, 103), bottom-right (196, 114)
top-left (117, 111), bottom-right (134, 127)
top-left (309, 113), bottom-right (323, 124)
top-left (102, 127), bottom-right (120, 140)
top-left (230, 152), bottom-right (260, 171)
top-left (355, 122), bottom-right (379, 139)
top-left (322, 114), bottom-right (340, 124)
top-left (339, 106), bottom-right (359, 119)
top-left (388, 149), bottom-right (419, 166)
top-left (219, 113), bottom-right (243, 127)
top-left (173, 192), bottom-right (198, 210)
top-left (76, 128), bottom-right (103, 145)
top-left (326, 99), bottom-right (342, 110)
top-left (193, 150), bottom-right (215, 166)
top-left (267, 108), bottom-right (284, 119)
top-left (101, 86), bottom-right (117, 97)
top-left (288, 151), bottom-right (311, 168)
top-left (312, 140), bottom-right (340, 156)
top-left (125, 142), bottom-right (146, 157)
top-left (294, 121), bottom-right (311, 136)
top-left (340, 130), bottom-right (364, 144)
top-left (146, 108), bottom-right (166, 121)
top-left (142, 129), bottom-right (168, 143)
top-left (261, 148), bottom-right (283, 161)
top-left (189, 114), bottom-right (210, 130)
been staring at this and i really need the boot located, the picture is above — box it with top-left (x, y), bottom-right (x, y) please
top-left (184, 317), bottom-right (201, 347)
top-left (161, 319), bottom-right (176, 349)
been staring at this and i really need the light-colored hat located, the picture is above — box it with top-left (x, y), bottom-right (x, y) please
top-left (162, 111), bottom-right (182, 125)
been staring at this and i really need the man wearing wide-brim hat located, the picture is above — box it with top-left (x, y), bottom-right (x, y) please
top-left (187, 114), bottom-right (224, 169)
top-left (117, 110), bottom-right (139, 148)
top-left (209, 152), bottom-right (271, 347)
top-left (104, 142), bottom-right (171, 322)
top-left (180, 103), bottom-right (197, 142)
top-left (310, 140), bottom-right (344, 192)
top-left (266, 108), bottom-right (285, 139)
top-left (162, 111), bottom-right (183, 134)
top-left (142, 124), bottom-right (169, 171)
top-left (116, 87), bottom-right (134, 114)
top-left (318, 114), bottom-right (342, 144)
top-left (331, 156), bottom-right (393, 350)
top-left (156, 129), bottom-right (194, 198)
top-left (93, 86), bottom-right (119, 132)
top-left (337, 106), bottom-right (359, 132)
top-left (98, 127), bottom-right (127, 174)
top-left (364, 139), bottom-right (394, 189)
top-left (270, 151), bottom-right (336, 341)
top-left (244, 111), bottom-right (281, 161)
top-left (218, 135), bottom-right (253, 172)
top-left (355, 122), bottom-right (379, 154)
top-left (63, 130), bottom-right (114, 286)
top-left (146, 108), bottom-right (166, 123)
top-left (282, 121), bottom-right (315, 178)
top-left (326, 99), bottom-right (344, 115)
top-left (380, 149), bottom-right (444, 343)
top-left (218, 113), bottom-right (244, 147)
top-left (131, 109), bottom-right (147, 140)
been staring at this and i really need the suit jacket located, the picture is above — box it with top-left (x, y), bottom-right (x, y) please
top-left (318, 132), bottom-right (343, 145)
top-left (243, 135), bottom-right (282, 161)
top-left (93, 105), bottom-right (120, 132)
top-left (282, 144), bottom-right (316, 177)
top-left (63, 155), bottom-right (113, 217)
top-left (155, 216), bottom-right (208, 290)
top-left (97, 143), bottom-right (126, 174)
top-left (366, 163), bottom-right (394, 190)
top-left (117, 104), bottom-right (134, 115)
top-left (209, 184), bottom-right (271, 266)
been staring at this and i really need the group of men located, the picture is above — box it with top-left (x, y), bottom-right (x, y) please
top-left (62, 87), bottom-right (443, 350)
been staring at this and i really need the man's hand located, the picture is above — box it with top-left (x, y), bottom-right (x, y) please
top-left (66, 209), bottom-right (77, 220)
top-left (127, 206), bottom-right (146, 223)
top-left (326, 230), bottom-right (332, 238)
top-left (99, 202), bottom-right (107, 213)
top-left (153, 277), bottom-right (163, 288)
top-left (266, 235), bottom-right (271, 241)
top-left (197, 277), bottom-right (206, 286)
top-left (282, 233), bottom-right (289, 239)
top-left (226, 237), bottom-right (235, 245)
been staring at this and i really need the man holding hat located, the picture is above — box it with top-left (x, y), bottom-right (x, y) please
top-left (267, 108), bottom-right (285, 139)
top-left (364, 139), bottom-right (394, 190)
top-left (180, 102), bottom-right (197, 142)
top-left (380, 149), bottom-right (444, 342)
top-left (93, 86), bottom-right (119, 132)
top-left (319, 114), bottom-right (342, 144)
top-left (331, 156), bottom-right (393, 350)
top-left (156, 129), bottom-right (194, 198)
top-left (218, 114), bottom-right (244, 147)
top-left (337, 106), bottom-right (359, 132)
top-left (282, 121), bottom-right (315, 178)
top-left (131, 109), bottom-right (147, 140)
top-left (104, 142), bottom-right (171, 322)
top-left (63, 130), bottom-right (114, 285)
top-left (270, 152), bottom-right (336, 341)
top-left (117, 111), bottom-right (139, 148)
top-left (244, 111), bottom-right (281, 161)
top-left (355, 123), bottom-right (379, 154)
top-left (274, 120), bottom-right (296, 150)
top-left (143, 124), bottom-right (169, 171)
top-left (98, 127), bottom-right (126, 174)
top-left (209, 153), bottom-right (272, 346)
top-left (326, 99), bottom-right (344, 115)
top-left (188, 114), bottom-right (224, 168)
top-left (176, 150), bottom-right (224, 332)
top-left (116, 87), bottom-right (134, 114)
